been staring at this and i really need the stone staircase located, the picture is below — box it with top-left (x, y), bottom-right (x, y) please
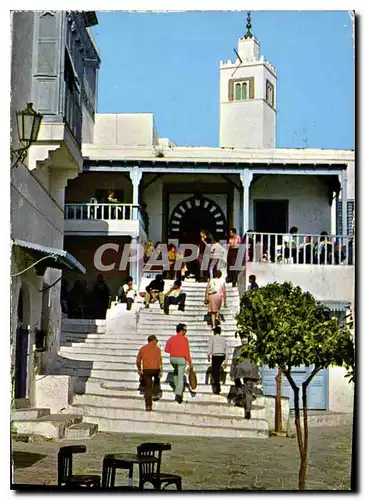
top-left (56, 279), bottom-right (271, 438)
top-left (11, 403), bottom-right (98, 441)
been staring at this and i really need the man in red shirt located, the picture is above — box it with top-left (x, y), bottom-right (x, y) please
top-left (164, 323), bottom-right (193, 404)
top-left (136, 335), bottom-right (163, 411)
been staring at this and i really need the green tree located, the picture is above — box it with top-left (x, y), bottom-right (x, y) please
top-left (236, 281), bottom-right (354, 490)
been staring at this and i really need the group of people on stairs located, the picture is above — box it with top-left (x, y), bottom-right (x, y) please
top-left (136, 323), bottom-right (260, 420)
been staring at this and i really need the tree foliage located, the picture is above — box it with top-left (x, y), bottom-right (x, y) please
top-left (235, 281), bottom-right (355, 490)
top-left (236, 281), bottom-right (354, 374)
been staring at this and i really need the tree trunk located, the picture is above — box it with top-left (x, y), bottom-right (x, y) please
top-left (299, 383), bottom-right (309, 490)
top-left (282, 370), bottom-right (305, 490)
top-left (275, 367), bottom-right (282, 432)
top-left (300, 366), bottom-right (321, 490)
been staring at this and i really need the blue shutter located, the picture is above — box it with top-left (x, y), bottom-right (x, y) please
top-left (261, 365), bottom-right (328, 410)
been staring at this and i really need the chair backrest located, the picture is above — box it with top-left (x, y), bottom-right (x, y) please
top-left (137, 442), bottom-right (171, 479)
top-left (137, 443), bottom-right (160, 478)
top-left (58, 445), bottom-right (86, 486)
top-left (101, 456), bottom-right (114, 488)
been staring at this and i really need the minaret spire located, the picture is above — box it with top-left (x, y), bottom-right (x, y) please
top-left (244, 11), bottom-right (253, 39)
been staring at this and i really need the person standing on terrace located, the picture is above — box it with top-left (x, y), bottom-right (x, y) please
top-left (227, 228), bottom-right (241, 287)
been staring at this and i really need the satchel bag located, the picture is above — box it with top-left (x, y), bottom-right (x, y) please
top-left (152, 379), bottom-right (163, 401)
top-left (188, 368), bottom-right (198, 390)
top-left (138, 375), bottom-right (145, 394)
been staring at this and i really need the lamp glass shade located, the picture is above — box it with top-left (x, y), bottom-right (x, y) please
top-left (16, 103), bottom-right (43, 146)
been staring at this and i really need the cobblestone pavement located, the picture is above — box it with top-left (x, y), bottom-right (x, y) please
top-left (11, 425), bottom-right (352, 491)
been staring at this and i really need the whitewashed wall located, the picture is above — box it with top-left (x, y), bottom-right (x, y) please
top-left (93, 113), bottom-right (156, 146)
top-left (250, 174), bottom-right (331, 234)
top-left (11, 166), bottom-right (64, 247)
top-left (244, 263), bottom-right (354, 303)
top-left (328, 366), bottom-right (354, 413)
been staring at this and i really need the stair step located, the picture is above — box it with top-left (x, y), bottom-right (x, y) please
top-left (11, 408), bottom-right (51, 421)
top-left (60, 346), bottom-right (234, 355)
top-left (76, 383), bottom-right (263, 404)
top-left (75, 378), bottom-right (261, 396)
top-left (73, 394), bottom-right (265, 417)
top-left (62, 334), bottom-right (238, 344)
top-left (59, 349), bottom-right (234, 361)
top-left (56, 357), bottom-right (231, 371)
top-left (76, 403), bottom-right (267, 429)
top-left (12, 414), bottom-right (83, 439)
top-left (64, 422), bottom-right (98, 440)
top-left (53, 367), bottom-right (229, 383)
top-left (63, 329), bottom-right (238, 339)
top-left (138, 308), bottom-right (237, 315)
top-left (82, 415), bottom-right (268, 439)
top-left (62, 340), bottom-right (238, 349)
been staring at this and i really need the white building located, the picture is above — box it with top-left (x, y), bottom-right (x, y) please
top-left (10, 11), bottom-right (100, 408)
top-left (10, 13), bottom-right (354, 420)
top-left (61, 20), bottom-right (354, 413)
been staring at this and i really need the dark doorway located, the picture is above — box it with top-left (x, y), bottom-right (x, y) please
top-left (254, 200), bottom-right (288, 262)
top-left (14, 288), bottom-right (29, 400)
top-left (254, 200), bottom-right (288, 233)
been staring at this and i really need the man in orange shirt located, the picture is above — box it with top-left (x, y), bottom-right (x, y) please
top-left (136, 335), bottom-right (163, 411)
top-left (165, 323), bottom-right (193, 404)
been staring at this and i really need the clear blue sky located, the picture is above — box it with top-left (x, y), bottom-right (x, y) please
top-left (91, 11), bottom-right (354, 149)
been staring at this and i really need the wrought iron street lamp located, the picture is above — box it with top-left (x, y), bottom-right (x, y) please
top-left (11, 102), bottom-right (43, 169)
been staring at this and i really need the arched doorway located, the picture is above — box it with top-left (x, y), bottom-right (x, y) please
top-left (168, 195), bottom-right (227, 243)
top-left (14, 286), bottom-right (30, 400)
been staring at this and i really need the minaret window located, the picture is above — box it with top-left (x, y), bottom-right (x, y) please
top-left (229, 77), bottom-right (254, 101)
top-left (266, 80), bottom-right (275, 108)
top-left (234, 82), bottom-right (248, 101)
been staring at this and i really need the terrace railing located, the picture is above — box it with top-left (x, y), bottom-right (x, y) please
top-left (65, 203), bottom-right (146, 231)
top-left (245, 232), bottom-right (354, 266)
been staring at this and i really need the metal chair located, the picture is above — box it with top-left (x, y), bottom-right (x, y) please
top-left (57, 445), bottom-right (101, 488)
top-left (137, 442), bottom-right (182, 490)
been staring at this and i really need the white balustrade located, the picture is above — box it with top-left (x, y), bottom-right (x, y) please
top-left (64, 203), bottom-right (144, 227)
top-left (246, 232), bottom-right (354, 266)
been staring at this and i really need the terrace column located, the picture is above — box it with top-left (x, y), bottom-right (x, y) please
top-left (340, 169), bottom-right (348, 237)
top-left (129, 167), bottom-right (143, 205)
top-left (130, 235), bottom-right (141, 288)
top-left (240, 169), bottom-right (253, 235)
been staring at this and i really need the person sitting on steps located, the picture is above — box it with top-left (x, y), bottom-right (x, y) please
top-left (145, 274), bottom-right (165, 309)
top-left (164, 279), bottom-right (186, 315)
top-left (118, 276), bottom-right (137, 311)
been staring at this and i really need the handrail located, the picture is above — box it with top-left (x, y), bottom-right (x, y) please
top-left (244, 232), bottom-right (354, 266)
top-left (64, 203), bottom-right (143, 225)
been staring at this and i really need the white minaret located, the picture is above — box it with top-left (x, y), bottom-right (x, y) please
top-left (219, 13), bottom-right (277, 148)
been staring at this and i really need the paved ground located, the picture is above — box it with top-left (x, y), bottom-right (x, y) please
top-left (11, 425), bottom-right (352, 491)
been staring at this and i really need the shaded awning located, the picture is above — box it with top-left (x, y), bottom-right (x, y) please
top-left (12, 239), bottom-right (86, 274)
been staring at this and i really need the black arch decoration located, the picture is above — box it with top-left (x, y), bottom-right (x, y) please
top-left (168, 194), bottom-right (227, 241)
